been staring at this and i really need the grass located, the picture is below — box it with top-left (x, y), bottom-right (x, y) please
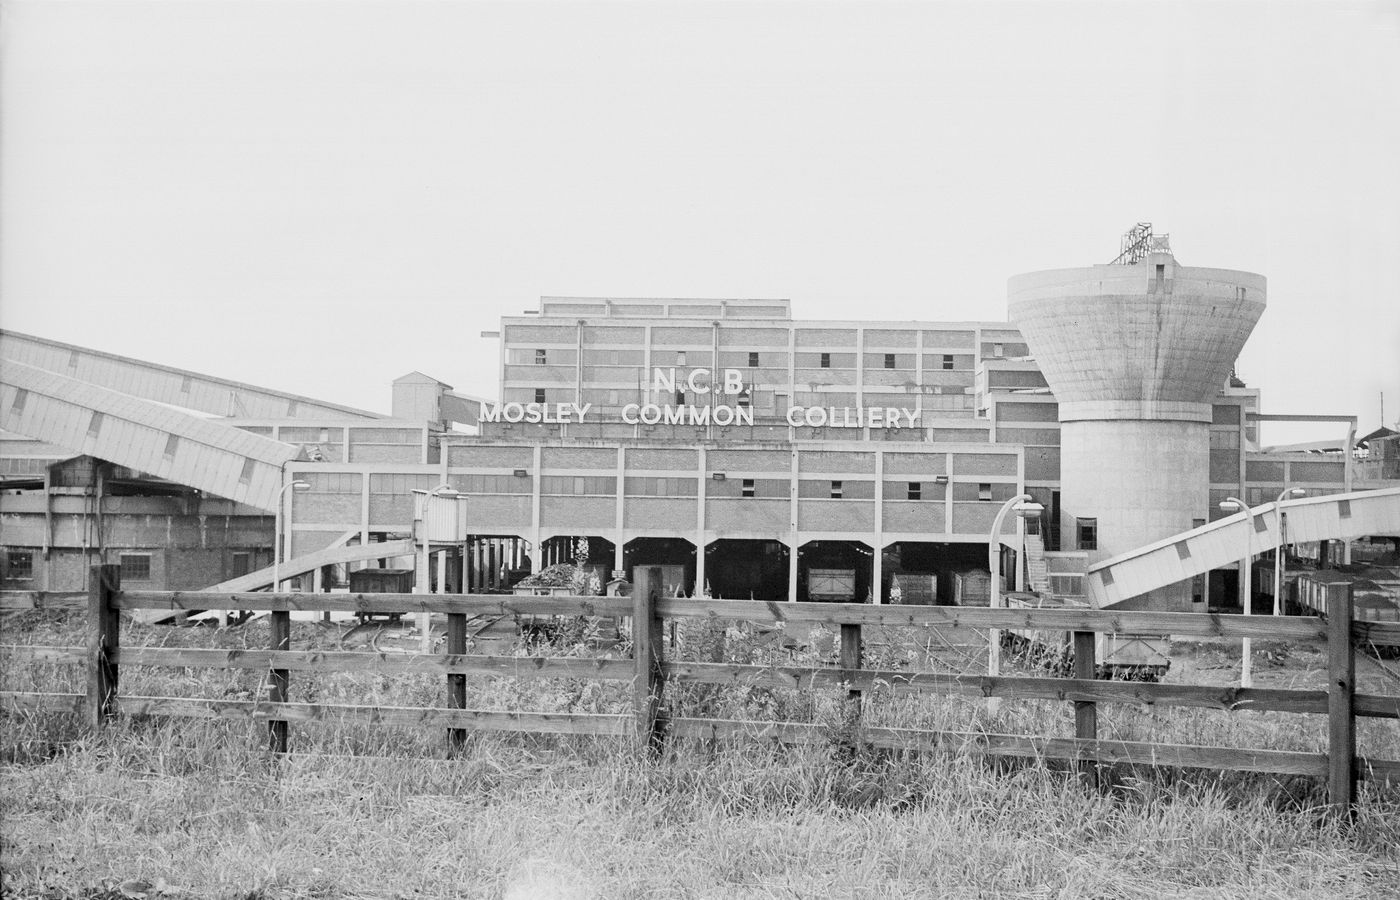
top-left (2, 610), bottom-right (1399, 898)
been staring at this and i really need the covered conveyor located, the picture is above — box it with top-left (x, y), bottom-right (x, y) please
top-left (0, 329), bottom-right (383, 420)
top-left (0, 360), bottom-right (300, 511)
top-left (1085, 487), bottom-right (1400, 607)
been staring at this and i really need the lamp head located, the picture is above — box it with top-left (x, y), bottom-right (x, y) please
top-left (291, 480), bottom-right (311, 491)
top-left (1287, 488), bottom-right (1306, 497)
top-left (1218, 498), bottom-right (1245, 512)
top-left (1014, 502), bottom-right (1045, 518)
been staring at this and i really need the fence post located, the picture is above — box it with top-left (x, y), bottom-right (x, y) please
top-left (840, 621), bottom-right (863, 734)
top-left (1326, 583), bottom-right (1355, 818)
top-left (446, 608), bottom-right (467, 755)
top-left (268, 607), bottom-right (290, 753)
top-left (86, 564), bottom-right (121, 730)
top-left (632, 566), bottom-right (665, 756)
top-left (1073, 630), bottom-right (1098, 785)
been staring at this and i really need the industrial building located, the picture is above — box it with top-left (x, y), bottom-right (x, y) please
top-left (3, 228), bottom-right (1397, 614)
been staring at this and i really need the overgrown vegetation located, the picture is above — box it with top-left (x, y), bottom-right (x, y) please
top-left (2, 609), bottom-right (1398, 898)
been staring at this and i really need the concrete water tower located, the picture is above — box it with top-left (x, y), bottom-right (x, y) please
top-left (1007, 226), bottom-right (1266, 609)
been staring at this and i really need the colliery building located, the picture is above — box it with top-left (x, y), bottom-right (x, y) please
top-left (2, 232), bottom-right (1396, 611)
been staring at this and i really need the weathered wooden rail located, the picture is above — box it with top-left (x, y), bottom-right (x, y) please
top-left (3, 566), bottom-right (1399, 816)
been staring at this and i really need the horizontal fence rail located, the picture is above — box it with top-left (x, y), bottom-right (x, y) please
top-left (3, 568), bottom-right (1398, 817)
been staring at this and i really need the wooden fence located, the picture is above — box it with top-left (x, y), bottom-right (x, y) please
top-left (3, 565), bottom-right (1399, 816)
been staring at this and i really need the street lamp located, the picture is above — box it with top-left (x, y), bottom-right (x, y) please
top-left (417, 483), bottom-right (461, 652)
top-left (1273, 488), bottom-right (1306, 617)
top-left (271, 480), bottom-right (311, 595)
top-left (1218, 496), bottom-right (1255, 688)
top-left (988, 494), bottom-right (1045, 685)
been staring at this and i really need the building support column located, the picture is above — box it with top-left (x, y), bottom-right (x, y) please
top-left (872, 450), bottom-right (884, 604)
top-left (789, 446), bottom-right (800, 602)
top-left (695, 446), bottom-right (707, 596)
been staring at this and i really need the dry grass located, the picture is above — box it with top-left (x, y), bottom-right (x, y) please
top-left (2, 610), bottom-right (1398, 899)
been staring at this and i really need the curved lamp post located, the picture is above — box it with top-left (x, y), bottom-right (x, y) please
top-left (1273, 488), bottom-right (1306, 616)
top-left (988, 493), bottom-right (1044, 687)
top-left (1218, 496), bottom-right (1256, 687)
top-left (271, 479), bottom-right (311, 595)
top-left (417, 483), bottom-right (461, 652)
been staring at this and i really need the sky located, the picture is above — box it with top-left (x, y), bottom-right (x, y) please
top-left (2, 0), bottom-right (1398, 445)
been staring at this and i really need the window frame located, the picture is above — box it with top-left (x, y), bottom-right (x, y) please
top-left (119, 553), bottom-right (153, 581)
top-left (4, 550), bottom-right (34, 581)
top-left (1076, 517), bottom-right (1098, 551)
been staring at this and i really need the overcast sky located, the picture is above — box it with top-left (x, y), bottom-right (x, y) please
top-left (3, 0), bottom-right (1397, 444)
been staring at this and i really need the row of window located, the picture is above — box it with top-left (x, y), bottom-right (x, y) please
top-left (423, 477), bottom-right (1009, 500)
top-left (1, 550), bottom-right (154, 582)
top-left (531, 349), bottom-right (967, 371)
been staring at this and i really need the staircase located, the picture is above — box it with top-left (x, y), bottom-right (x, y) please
top-left (1024, 532), bottom-right (1051, 594)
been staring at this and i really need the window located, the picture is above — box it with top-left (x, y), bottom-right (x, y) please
top-left (978, 483), bottom-right (992, 502)
top-left (307, 472), bottom-right (363, 493)
top-left (534, 388), bottom-right (547, 404)
top-left (4, 550), bottom-right (34, 581)
top-left (676, 351), bottom-right (686, 365)
top-left (820, 352), bottom-right (831, 368)
top-left (541, 475), bottom-right (618, 496)
top-left (675, 390), bottom-right (686, 406)
top-left (830, 480), bottom-right (843, 499)
top-left (884, 353), bottom-right (896, 369)
top-left (992, 343), bottom-right (1004, 357)
top-left (163, 434), bottom-right (180, 461)
top-left (736, 389), bottom-right (751, 408)
top-left (941, 354), bottom-right (955, 370)
top-left (120, 553), bottom-right (152, 581)
top-left (1155, 264), bottom-right (1165, 287)
top-left (748, 352), bottom-right (760, 367)
top-left (742, 478), bottom-right (755, 498)
top-left (1077, 518), bottom-right (1098, 551)
top-left (907, 482), bottom-right (922, 500)
top-left (535, 349), bottom-right (547, 365)
top-left (86, 412), bottom-right (104, 440)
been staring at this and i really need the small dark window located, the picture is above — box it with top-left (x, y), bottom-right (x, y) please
top-left (742, 478), bottom-right (755, 498)
top-left (120, 554), bottom-right (152, 581)
top-left (86, 412), bottom-right (104, 439)
top-left (534, 388), bottom-right (547, 404)
top-left (884, 353), bottom-right (896, 369)
top-left (736, 390), bottom-right (751, 408)
top-left (992, 343), bottom-right (1004, 357)
top-left (675, 390), bottom-right (686, 406)
top-left (978, 483), bottom-right (992, 502)
top-left (1077, 518), bottom-right (1098, 551)
top-left (830, 480), bottom-right (843, 499)
top-left (748, 352), bottom-right (760, 367)
top-left (820, 353), bottom-right (831, 368)
top-left (535, 349), bottom-right (547, 365)
top-left (1155, 264), bottom-right (1165, 287)
top-left (941, 354), bottom-right (955, 370)
top-left (4, 550), bottom-right (34, 580)
top-left (163, 434), bottom-right (180, 460)
top-left (907, 482), bottom-right (921, 500)
top-left (676, 351), bottom-right (687, 365)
